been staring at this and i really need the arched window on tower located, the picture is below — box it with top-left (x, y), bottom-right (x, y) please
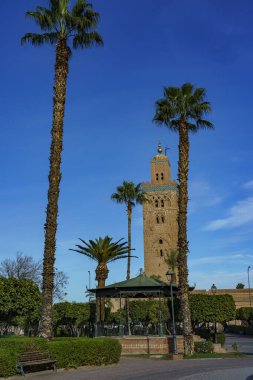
top-left (159, 239), bottom-right (163, 244)
top-left (161, 172), bottom-right (164, 180)
top-left (155, 199), bottom-right (159, 207)
top-left (160, 249), bottom-right (163, 257)
top-left (161, 199), bottom-right (164, 207)
top-left (156, 216), bottom-right (159, 224)
top-left (156, 173), bottom-right (159, 181)
top-left (161, 216), bottom-right (165, 223)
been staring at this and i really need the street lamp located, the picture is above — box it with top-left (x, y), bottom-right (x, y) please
top-left (166, 269), bottom-right (177, 355)
top-left (210, 283), bottom-right (217, 343)
top-left (248, 266), bottom-right (251, 307)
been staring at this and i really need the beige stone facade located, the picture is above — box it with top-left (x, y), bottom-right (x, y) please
top-left (193, 288), bottom-right (253, 309)
top-left (142, 145), bottom-right (178, 282)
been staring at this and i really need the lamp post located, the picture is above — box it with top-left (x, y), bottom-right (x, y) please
top-left (166, 269), bottom-right (177, 355)
top-left (248, 266), bottom-right (252, 307)
top-left (210, 283), bottom-right (217, 343)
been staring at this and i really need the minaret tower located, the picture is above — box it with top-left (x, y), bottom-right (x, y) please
top-left (142, 143), bottom-right (178, 282)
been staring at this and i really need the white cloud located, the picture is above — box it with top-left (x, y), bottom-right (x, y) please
top-left (204, 196), bottom-right (253, 231)
top-left (189, 179), bottom-right (222, 214)
top-left (243, 180), bottom-right (253, 190)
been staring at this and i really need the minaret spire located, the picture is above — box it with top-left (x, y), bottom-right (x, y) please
top-left (157, 142), bottom-right (163, 154)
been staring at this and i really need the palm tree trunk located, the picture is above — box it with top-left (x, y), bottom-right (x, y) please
top-left (39, 38), bottom-right (69, 338)
top-left (96, 264), bottom-right (108, 334)
top-left (98, 278), bottom-right (106, 323)
top-left (127, 205), bottom-right (132, 280)
top-left (126, 205), bottom-right (132, 335)
top-left (177, 120), bottom-right (193, 355)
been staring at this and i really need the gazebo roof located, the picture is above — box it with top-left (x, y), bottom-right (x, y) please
top-left (89, 274), bottom-right (178, 298)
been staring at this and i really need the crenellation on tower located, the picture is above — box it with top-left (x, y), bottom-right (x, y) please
top-left (142, 144), bottom-right (178, 282)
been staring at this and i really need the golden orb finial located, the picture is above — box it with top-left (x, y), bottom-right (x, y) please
top-left (157, 142), bottom-right (163, 154)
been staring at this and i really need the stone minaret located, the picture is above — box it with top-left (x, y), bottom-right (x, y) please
top-left (142, 144), bottom-right (178, 282)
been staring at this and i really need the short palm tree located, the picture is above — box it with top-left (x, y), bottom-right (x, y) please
top-left (164, 249), bottom-right (178, 283)
top-left (70, 236), bottom-right (129, 323)
top-left (111, 181), bottom-right (147, 280)
top-left (154, 83), bottom-right (213, 355)
top-left (21, 0), bottom-right (103, 338)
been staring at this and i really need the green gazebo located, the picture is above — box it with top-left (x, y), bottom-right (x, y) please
top-left (89, 274), bottom-right (178, 337)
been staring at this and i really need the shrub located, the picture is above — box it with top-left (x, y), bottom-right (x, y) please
top-left (47, 338), bottom-right (121, 368)
top-left (0, 349), bottom-right (20, 378)
top-left (216, 333), bottom-right (226, 346)
top-left (194, 341), bottom-right (214, 354)
top-left (0, 337), bottom-right (122, 377)
top-left (194, 329), bottom-right (226, 346)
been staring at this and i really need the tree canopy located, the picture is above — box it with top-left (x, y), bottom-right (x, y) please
top-left (0, 252), bottom-right (68, 301)
top-left (21, 0), bottom-right (103, 52)
top-left (189, 294), bottom-right (236, 327)
top-left (0, 278), bottom-right (41, 331)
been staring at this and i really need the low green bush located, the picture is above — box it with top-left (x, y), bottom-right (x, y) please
top-left (194, 329), bottom-right (226, 346)
top-left (194, 341), bottom-right (214, 354)
top-left (216, 333), bottom-right (226, 346)
top-left (0, 337), bottom-right (122, 377)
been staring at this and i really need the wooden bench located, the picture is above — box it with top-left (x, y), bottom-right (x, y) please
top-left (17, 350), bottom-right (56, 376)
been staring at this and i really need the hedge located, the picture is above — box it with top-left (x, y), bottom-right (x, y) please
top-left (0, 337), bottom-right (122, 377)
top-left (194, 328), bottom-right (226, 346)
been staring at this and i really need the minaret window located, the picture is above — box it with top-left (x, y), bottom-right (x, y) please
top-left (160, 249), bottom-right (163, 257)
top-left (156, 216), bottom-right (159, 224)
top-left (159, 239), bottom-right (163, 244)
top-left (155, 199), bottom-right (159, 207)
top-left (156, 173), bottom-right (159, 181)
top-left (161, 216), bottom-right (164, 223)
top-left (161, 199), bottom-right (164, 207)
top-left (161, 172), bottom-right (164, 180)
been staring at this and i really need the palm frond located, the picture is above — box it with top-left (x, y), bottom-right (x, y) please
top-left (21, 33), bottom-right (58, 46)
top-left (73, 31), bottom-right (103, 48)
top-left (153, 83), bottom-right (213, 132)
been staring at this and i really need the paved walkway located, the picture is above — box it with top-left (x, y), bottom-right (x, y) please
top-left (5, 357), bottom-right (253, 380)
top-left (225, 333), bottom-right (253, 355)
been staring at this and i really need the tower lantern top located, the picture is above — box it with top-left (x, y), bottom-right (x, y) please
top-left (157, 142), bottom-right (163, 154)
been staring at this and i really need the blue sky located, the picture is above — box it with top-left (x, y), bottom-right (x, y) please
top-left (1, 0), bottom-right (253, 301)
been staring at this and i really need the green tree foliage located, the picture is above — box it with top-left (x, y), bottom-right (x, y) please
top-left (236, 307), bottom-right (253, 325)
top-left (70, 236), bottom-right (129, 325)
top-left (53, 302), bottom-right (96, 336)
top-left (0, 252), bottom-right (68, 301)
top-left (0, 278), bottom-right (41, 333)
top-left (110, 300), bottom-right (170, 326)
top-left (129, 299), bottom-right (169, 324)
top-left (236, 283), bottom-right (245, 289)
top-left (189, 294), bottom-right (236, 328)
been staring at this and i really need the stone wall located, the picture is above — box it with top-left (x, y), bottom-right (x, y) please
top-left (193, 288), bottom-right (253, 309)
top-left (117, 336), bottom-right (184, 355)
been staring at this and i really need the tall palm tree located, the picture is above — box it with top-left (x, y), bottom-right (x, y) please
top-left (154, 83), bottom-right (213, 355)
top-left (111, 181), bottom-right (147, 280)
top-left (21, 0), bottom-right (103, 338)
top-left (70, 236), bottom-right (129, 323)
